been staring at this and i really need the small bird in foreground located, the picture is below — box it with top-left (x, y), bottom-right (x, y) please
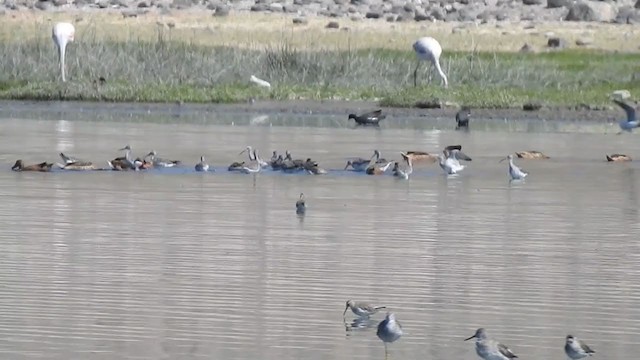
top-left (565, 335), bottom-right (595, 359)
top-left (296, 193), bottom-right (306, 214)
top-left (377, 312), bottom-right (403, 357)
top-left (465, 328), bottom-right (518, 360)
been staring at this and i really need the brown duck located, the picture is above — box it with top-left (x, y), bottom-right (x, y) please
top-left (12, 160), bottom-right (53, 172)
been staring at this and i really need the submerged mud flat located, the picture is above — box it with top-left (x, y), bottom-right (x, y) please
top-left (0, 99), bottom-right (626, 124)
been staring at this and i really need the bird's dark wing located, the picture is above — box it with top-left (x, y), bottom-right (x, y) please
top-left (444, 145), bottom-right (463, 152)
top-left (360, 109), bottom-right (385, 122)
top-left (613, 99), bottom-right (637, 122)
top-left (498, 343), bottom-right (518, 359)
top-left (455, 151), bottom-right (473, 161)
top-left (578, 340), bottom-right (595, 354)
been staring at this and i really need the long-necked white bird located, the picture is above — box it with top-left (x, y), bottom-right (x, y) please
top-left (412, 37), bottom-right (448, 88)
top-left (500, 154), bottom-right (528, 180)
top-left (52, 22), bottom-right (75, 82)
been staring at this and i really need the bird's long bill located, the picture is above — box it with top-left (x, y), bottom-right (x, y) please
top-left (145, 152), bottom-right (154, 157)
top-left (464, 334), bottom-right (476, 341)
top-left (118, 147), bottom-right (128, 151)
top-left (498, 157), bottom-right (507, 163)
top-left (238, 149), bottom-right (247, 155)
top-left (343, 162), bottom-right (351, 170)
top-left (342, 305), bottom-right (349, 317)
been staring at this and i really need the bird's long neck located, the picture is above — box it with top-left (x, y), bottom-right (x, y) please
top-left (433, 59), bottom-right (448, 88)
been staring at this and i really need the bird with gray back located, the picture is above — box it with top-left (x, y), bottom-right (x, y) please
top-left (377, 312), bottom-right (403, 357)
top-left (296, 193), bottom-right (306, 215)
top-left (195, 156), bottom-right (209, 172)
top-left (465, 328), bottom-right (518, 360)
top-left (343, 300), bottom-right (386, 318)
top-left (565, 335), bottom-right (595, 360)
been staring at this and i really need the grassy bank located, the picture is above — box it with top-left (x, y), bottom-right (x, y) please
top-left (0, 14), bottom-right (638, 108)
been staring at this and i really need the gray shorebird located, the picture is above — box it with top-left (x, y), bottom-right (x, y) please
top-left (565, 335), bottom-right (595, 359)
top-left (343, 300), bottom-right (386, 318)
top-left (296, 193), bottom-right (306, 215)
top-left (465, 328), bottom-right (518, 360)
top-left (377, 312), bottom-right (403, 357)
top-left (500, 154), bottom-right (528, 180)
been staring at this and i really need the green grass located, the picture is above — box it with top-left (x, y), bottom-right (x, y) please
top-left (0, 32), bottom-right (639, 109)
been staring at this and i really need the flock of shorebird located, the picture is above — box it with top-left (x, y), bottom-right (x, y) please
top-left (343, 300), bottom-right (596, 360)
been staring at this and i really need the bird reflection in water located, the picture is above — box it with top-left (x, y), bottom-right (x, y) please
top-left (344, 317), bottom-right (376, 335)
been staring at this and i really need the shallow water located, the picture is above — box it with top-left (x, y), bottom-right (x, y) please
top-left (0, 105), bottom-right (639, 360)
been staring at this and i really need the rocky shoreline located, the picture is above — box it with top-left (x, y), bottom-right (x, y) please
top-left (2, 0), bottom-right (640, 25)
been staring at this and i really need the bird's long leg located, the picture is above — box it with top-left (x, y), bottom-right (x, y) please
top-left (383, 344), bottom-right (389, 360)
top-left (413, 61), bottom-right (420, 87)
top-left (427, 62), bottom-right (434, 84)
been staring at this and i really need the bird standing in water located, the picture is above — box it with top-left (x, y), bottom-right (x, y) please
top-left (565, 335), bottom-right (595, 359)
top-left (377, 312), bottom-right (403, 358)
top-left (296, 193), bottom-right (306, 215)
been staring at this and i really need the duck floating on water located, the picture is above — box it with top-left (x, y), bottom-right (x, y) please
top-left (515, 150), bottom-right (549, 160)
top-left (11, 160), bottom-right (53, 172)
top-left (145, 150), bottom-right (181, 168)
top-left (606, 153), bottom-right (631, 162)
top-left (57, 152), bottom-right (99, 171)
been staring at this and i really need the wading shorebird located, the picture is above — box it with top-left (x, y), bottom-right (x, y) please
top-left (195, 156), bottom-right (209, 172)
top-left (456, 107), bottom-right (471, 130)
top-left (613, 98), bottom-right (638, 134)
top-left (52, 22), bottom-right (75, 82)
top-left (413, 36), bottom-right (448, 88)
top-left (11, 160), bottom-right (53, 172)
top-left (348, 109), bottom-right (386, 126)
top-left (565, 335), bottom-right (595, 360)
top-left (515, 150), bottom-right (549, 160)
top-left (240, 146), bottom-right (269, 169)
top-left (606, 153), bottom-right (631, 162)
top-left (343, 300), bottom-right (387, 318)
top-left (465, 328), bottom-right (518, 360)
top-left (500, 154), bottom-right (528, 181)
top-left (296, 193), bottom-right (306, 214)
top-left (377, 312), bottom-right (403, 358)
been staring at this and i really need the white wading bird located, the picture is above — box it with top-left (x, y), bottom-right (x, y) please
top-left (52, 22), bottom-right (75, 82)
